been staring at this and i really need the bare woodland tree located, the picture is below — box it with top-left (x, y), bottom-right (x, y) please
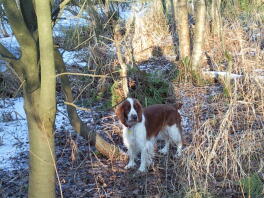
top-left (1, 0), bottom-right (56, 197)
top-left (114, 23), bottom-right (129, 98)
top-left (0, 1), bottom-right (125, 196)
top-left (174, 0), bottom-right (206, 77)
top-left (175, 0), bottom-right (191, 60)
top-left (191, 0), bottom-right (206, 71)
top-left (210, 0), bottom-right (222, 36)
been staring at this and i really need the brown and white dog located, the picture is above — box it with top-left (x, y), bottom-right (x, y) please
top-left (115, 98), bottom-right (183, 172)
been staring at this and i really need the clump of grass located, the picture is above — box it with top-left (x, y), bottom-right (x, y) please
top-left (110, 80), bottom-right (125, 107)
top-left (128, 68), bottom-right (172, 107)
top-left (239, 173), bottom-right (263, 198)
top-left (110, 67), bottom-right (172, 108)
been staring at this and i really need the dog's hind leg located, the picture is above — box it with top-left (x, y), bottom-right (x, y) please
top-left (167, 124), bottom-right (183, 157)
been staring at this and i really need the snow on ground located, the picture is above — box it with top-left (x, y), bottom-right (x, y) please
top-left (59, 48), bottom-right (88, 67)
top-left (0, 98), bottom-right (79, 171)
top-left (53, 6), bottom-right (88, 38)
top-left (0, 36), bottom-right (20, 72)
top-left (0, 98), bottom-right (27, 170)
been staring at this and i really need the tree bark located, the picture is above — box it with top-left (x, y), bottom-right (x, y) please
top-left (114, 23), bottom-right (129, 98)
top-left (3, 0), bottom-right (39, 92)
top-left (27, 0), bottom-right (56, 197)
top-left (175, 0), bottom-right (191, 60)
top-left (25, 91), bottom-right (56, 198)
top-left (210, 0), bottom-right (222, 36)
top-left (191, 0), bottom-right (206, 71)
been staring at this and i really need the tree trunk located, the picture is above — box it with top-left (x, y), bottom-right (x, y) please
top-left (27, 0), bottom-right (57, 197)
top-left (54, 49), bottom-right (96, 142)
top-left (55, 49), bottom-right (126, 160)
top-left (191, 0), bottom-right (206, 71)
top-left (175, 0), bottom-right (191, 60)
top-left (210, 0), bottom-right (222, 36)
top-left (25, 91), bottom-right (56, 198)
top-left (114, 23), bottom-right (129, 98)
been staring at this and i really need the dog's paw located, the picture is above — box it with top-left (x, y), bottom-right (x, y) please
top-left (158, 148), bottom-right (168, 155)
top-left (124, 161), bottom-right (136, 169)
top-left (174, 151), bottom-right (182, 158)
top-left (137, 166), bottom-right (147, 172)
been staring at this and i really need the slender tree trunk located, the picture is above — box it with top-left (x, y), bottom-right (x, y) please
top-left (54, 50), bottom-right (96, 141)
top-left (175, 0), bottom-right (191, 60)
top-left (55, 49), bottom-right (126, 159)
top-left (191, 0), bottom-right (206, 71)
top-left (114, 23), bottom-right (129, 98)
top-left (211, 0), bottom-right (222, 36)
top-left (27, 0), bottom-right (57, 197)
top-left (25, 91), bottom-right (56, 198)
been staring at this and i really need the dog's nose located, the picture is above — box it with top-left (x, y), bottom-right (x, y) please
top-left (131, 114), bottom-right (138, 121)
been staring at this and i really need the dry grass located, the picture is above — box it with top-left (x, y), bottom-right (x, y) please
top-left (124, 1), bottom-right (176, 63)
top-left (51, 2), bottom-right (264, 197)
top-left (203, 12), bottom-right (263, 75)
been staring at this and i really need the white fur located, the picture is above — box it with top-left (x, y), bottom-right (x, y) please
top-left (122, 117), bottom-right (182, 172)
top-left (127, 98), bottom-right (137, 122)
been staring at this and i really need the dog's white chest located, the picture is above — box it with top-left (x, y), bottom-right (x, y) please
top-left (122, 117), bottom-right (146, 151)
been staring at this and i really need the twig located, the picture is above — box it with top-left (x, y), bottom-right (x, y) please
top-left (64, 101), bottom-right (91, 112)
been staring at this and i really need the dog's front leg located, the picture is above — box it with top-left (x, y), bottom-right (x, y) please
top-left (125, 146), bottom-right (136, 169)
top-left (138, 148), bottom-right (147, 172)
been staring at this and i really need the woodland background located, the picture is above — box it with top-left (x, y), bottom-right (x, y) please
top-left (0, 0), bottom-right (263, 197)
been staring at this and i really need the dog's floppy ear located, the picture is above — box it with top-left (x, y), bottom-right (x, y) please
top-left (174, 103), bottom-right (183, 109)
top-left (134, 99), bottom-right (143, 122)
top-left (115, 102), bottom-right (128, 127)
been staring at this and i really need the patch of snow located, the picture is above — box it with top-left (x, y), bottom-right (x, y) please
top-left (53, 7), bottom-right (88, 38)
top-left (0, 98), bottom-right (28, 171)
top-left (0, 97), bottom-right (98, 171)
top-left (0, 36), bottom-right (20, 58)
top-left (60, 49), bottom-right (88, 67)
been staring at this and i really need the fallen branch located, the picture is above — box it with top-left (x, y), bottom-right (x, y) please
top-left (56, 72), bottom-right (109, 78)
top-left (203, 71), bottom-right (264, 82)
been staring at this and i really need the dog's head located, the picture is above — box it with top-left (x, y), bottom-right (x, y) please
top-left (115, 98), bottom-right (142, 128)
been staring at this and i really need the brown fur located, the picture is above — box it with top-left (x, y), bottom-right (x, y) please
top-left (143, 104), bottom-right (183, 138)
top-left (115, 99), bottom-right (143, 127)
top-left (116, 99), bottom-right (183, 139)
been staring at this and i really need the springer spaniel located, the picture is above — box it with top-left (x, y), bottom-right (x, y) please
top-left (115, 98), bottom-right (183, 172)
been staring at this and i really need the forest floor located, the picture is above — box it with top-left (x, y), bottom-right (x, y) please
top-left (0, 60), bottom-right (234, 198)
top-left (1, 3), bottom-right (263, 197)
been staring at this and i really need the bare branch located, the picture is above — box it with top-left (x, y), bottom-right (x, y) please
top-left (64, 102), bottom-right (92, 112)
